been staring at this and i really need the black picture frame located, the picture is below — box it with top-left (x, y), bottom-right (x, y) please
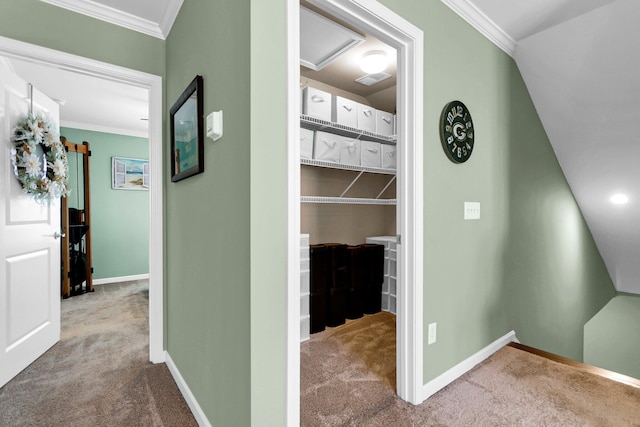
top-left (170, 75), bottom-right (204, 182)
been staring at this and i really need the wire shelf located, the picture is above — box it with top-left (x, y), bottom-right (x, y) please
top-left (300, 115), bottom-right (396, 145)
top-left (301, 196), bottom-right (397, 205)
top-left (300, 158), bottom-right (396, 175)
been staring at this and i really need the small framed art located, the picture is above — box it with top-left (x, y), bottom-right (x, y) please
top-left (170, 75), bottom-right (204, 182)
top-left (112, 157), bottom-right (149, 190)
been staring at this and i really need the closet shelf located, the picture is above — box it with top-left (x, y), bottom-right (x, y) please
top-left (301, 196), bottom-right (396, 205)
top-left (300, 158), bottom-right (396, 175)
top-left (300, 115), bottom-right (396, 145)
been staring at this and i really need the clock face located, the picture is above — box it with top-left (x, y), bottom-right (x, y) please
top-left (439, 100), bottom-right (474, 163)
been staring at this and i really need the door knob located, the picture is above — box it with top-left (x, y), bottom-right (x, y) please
top-left (53, 231), bottom-right (66, 239)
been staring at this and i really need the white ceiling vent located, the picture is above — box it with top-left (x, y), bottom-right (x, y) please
top-left (300, 6), bottom-right (364, 71)
top-left (355, 72), bottom-right (392, 86)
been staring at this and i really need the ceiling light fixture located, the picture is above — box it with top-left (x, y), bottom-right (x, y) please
top-left (610, 193), bottom-right (629, 205)
top-left (360, 50), bottom-right (388, 74)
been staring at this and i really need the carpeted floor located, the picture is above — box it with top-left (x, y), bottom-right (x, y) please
top-left (0, 280), bottom-right (197, 427)
top-left (301, 311), bottom-right (640, 426)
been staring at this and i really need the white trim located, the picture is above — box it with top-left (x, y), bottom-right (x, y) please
top-left (440, 0), bottom-right (516, 57)
top-left (0, 35), bottom-right (164, 364)
top-left (165, 352), bottom-right (212, 427)
top-left (92, 273), bottom-right (150, 286)
top-left (40, 0), bottom-right (172, 39)
top-left (285, 1), bottom-right (301, 426)
top-left (158, 0), bottom-right (184, 38)
top-left (61, 120), bottom-right (148, 139)
top-left (419, 330), bottom-right (518, 402)
top-left (289, 0), bottom-right (425, 415)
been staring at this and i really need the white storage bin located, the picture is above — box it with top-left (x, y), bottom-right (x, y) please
top-left (300, 271), bottom-right (310, 294)
top-left (381, 294), bottom-right (389, 311)
top-left (300, 233), bottom-right (310, 248)
top-left (332, 96), bottom-right (358, 128)
top-left (361, 140), bottom-right (381, 167)
top-left (357, 103), bottom-right (376, 132)
top-left (300, 128), bottom-right (314, 160)
top-left (301, 316), bottom-right (310, 342)
top-left (303, 87), bottom-right (332, 121)
top-left (381, 144), bottom-right (396, 169)
top-left (376, 110), bottom-right (395, 136)
top-left (301, 294), bottom-right (310, 317)
top-left (313, 131), bottom-right (342, 163)
top-left (339, 138), bottom-right (361, 166)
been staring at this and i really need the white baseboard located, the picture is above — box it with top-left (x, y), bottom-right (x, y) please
top-left (92, 273), bottom-right (149, 285)
top-left (165, 352), bottom-right (212, 427)
top-left (419, 330), bottom-right (518, 402)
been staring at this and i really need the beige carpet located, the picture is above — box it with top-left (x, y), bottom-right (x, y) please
top-left (301, 312), bottom-right (640, 426)
top-left (0, 281), bottom-right (197, 427)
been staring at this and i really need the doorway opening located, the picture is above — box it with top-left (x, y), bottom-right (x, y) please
top-left (286, 1), bottom-right (424, 424)
top-left (0, 36), bottom-right (164, 364)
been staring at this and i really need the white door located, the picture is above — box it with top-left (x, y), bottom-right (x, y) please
top-left (0, 65), bottom-right (61, 388)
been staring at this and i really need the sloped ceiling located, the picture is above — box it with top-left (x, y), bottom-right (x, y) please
top-left (444, 0), bottom-right (639, 294)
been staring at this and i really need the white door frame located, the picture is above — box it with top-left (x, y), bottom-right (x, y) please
top-left (286, 0), bottom-right (424, 424)
top-left (0, 35), bottom-right (165, 363)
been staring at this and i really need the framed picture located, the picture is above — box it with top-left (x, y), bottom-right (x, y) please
top-left (170, 75), bottom-right (204, 182)
top-left (112, 157), bottom-right (149, 190)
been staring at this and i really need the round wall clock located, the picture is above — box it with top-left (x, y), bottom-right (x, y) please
top-left (439, 100), bottom-right (474, 163)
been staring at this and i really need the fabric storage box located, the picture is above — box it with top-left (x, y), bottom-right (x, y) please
top-left (339, 138), bottom-right (361, 166)
top-left (300, 128), bottom-right (314, 160)
top-left (332, 96), bottom-right (358, 128)
top-left (313, 131), bottom-right (342, 163)
top-left (310, 244), bottom-right (329, 333)
top-left (346, 245), bottom-right (364, 319)
top-left (357, 103), bottom-right (376, 132)
top-left (303, 87), bottom-right (332, 121)
top-left (376, 110), bottom-right (395, 136)
top-left (360, 243), bottom-right (385, 314)
top-left (381, 144), bottom-right (396, 169)
top-left (361, 140), bottom-right (382, 167)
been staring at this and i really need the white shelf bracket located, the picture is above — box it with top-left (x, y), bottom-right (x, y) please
top-left (376, 175), bottom-right (396, 199)
top-left (340, 170), bottom-right (365, 197)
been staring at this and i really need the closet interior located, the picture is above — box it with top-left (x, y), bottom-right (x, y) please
top-left (299, 2), bottom-right (398, 343)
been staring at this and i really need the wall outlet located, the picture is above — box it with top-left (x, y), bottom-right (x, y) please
top-left (428, 322), bottom-right (437, 345)
top-left (464, 202), bottom-right (480, 220)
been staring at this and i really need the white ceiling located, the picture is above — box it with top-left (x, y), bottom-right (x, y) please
top-left (29, 0), bottom-right (639, 293)
top-left (3, 56), bottom-right (149, 138)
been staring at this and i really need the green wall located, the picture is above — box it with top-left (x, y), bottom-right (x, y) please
top-left (584, 295), bottom-right (640, 379)
top-left (376, 0), bottom-right (615, 381)
top-left (61, 128), bottom-right (149, 280)
top-left (165, 1), bottom-right (252, 425)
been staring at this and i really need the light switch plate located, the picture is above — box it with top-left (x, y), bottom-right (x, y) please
top-left (428, 322), bottom-right (437, 345)
top-left (206, 110), bottom-right (223, 141)
top-left (464, 202), bottom-right (480, 220)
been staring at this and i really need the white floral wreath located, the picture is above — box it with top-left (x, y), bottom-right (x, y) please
top-left (10, 113), bottom-right (69, 204)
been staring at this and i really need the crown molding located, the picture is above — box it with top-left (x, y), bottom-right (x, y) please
top-left (40, 0), bottom-right (180, 40)
top-left (158, 0), bottom-right (183, 38)
top-left (441, 0), bottom-right (516, 57)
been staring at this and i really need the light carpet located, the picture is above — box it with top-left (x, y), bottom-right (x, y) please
top-left (0, 280), bottom-right (197, 427)
top-left (301, 311), bottom-right (640, 426)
